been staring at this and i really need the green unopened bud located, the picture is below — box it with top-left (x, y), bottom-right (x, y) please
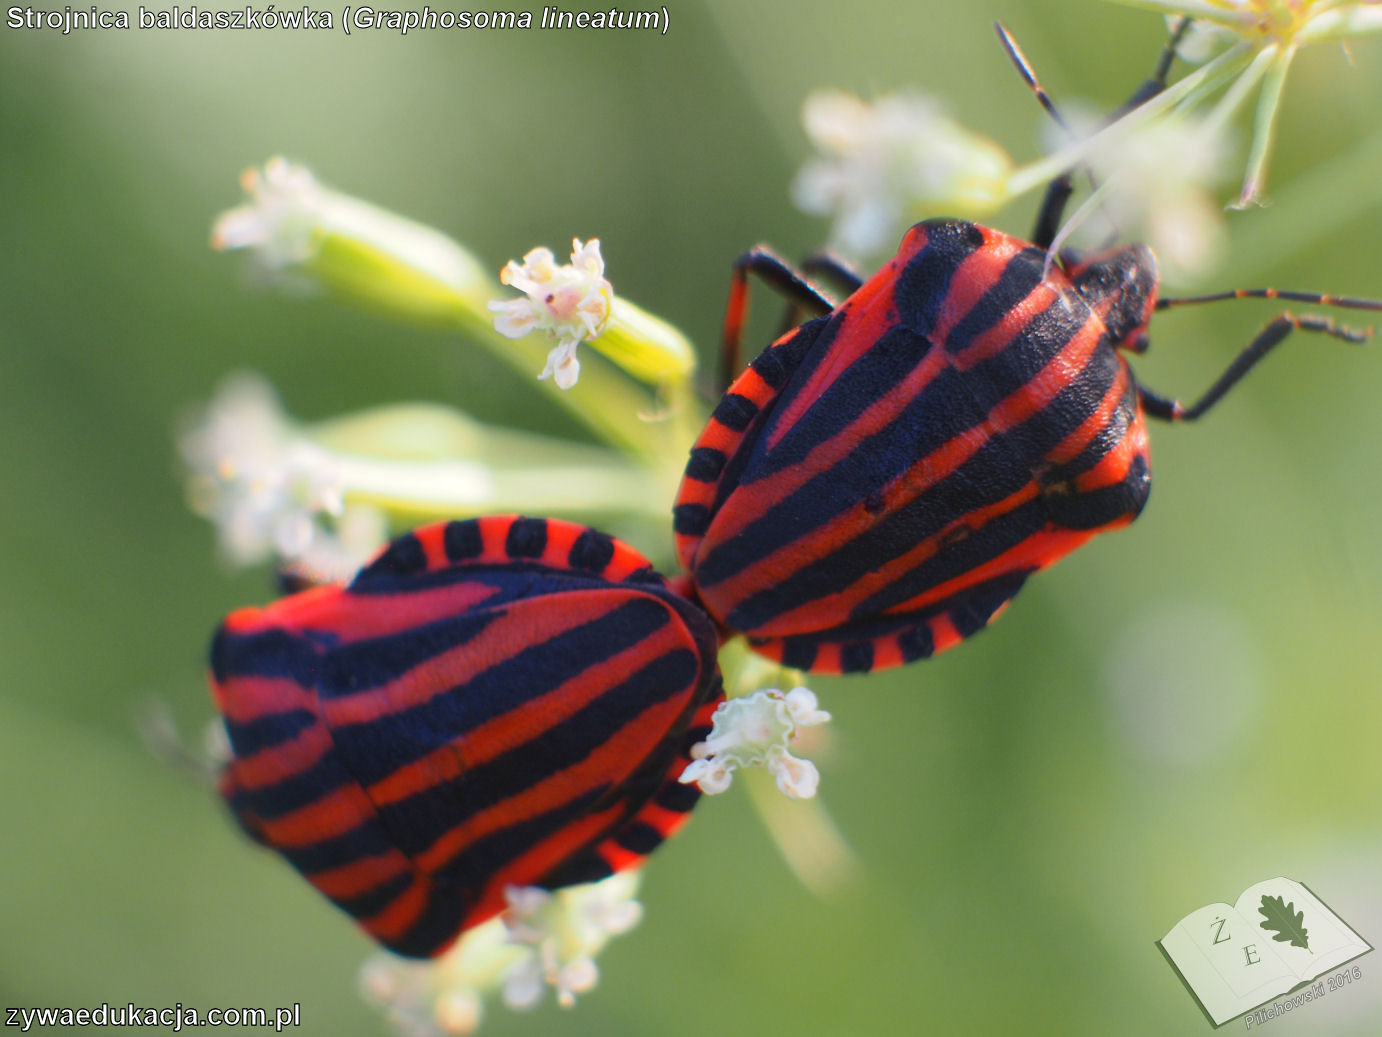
top-left (212, 157), bottom-right (494, 327)
top-left (588, 297), bottom-right (696, 387)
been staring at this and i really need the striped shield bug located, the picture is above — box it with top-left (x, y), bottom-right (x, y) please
top-left (209, 515), bottom-right (722, 957)
top-left (672, 25), bottom-right (1382, 676)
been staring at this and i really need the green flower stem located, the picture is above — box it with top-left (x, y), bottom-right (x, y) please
top-left (333, 456), bottom-right (673, 525)
top-left (309, 229), bottom-right (700, 470)
top-left (1200, 43), bottom-right (1276, 135)
top-left (450, 303), bottom-right (697, 470)
top-left (743, 765), bottom-right (858, 898)
top-left (312, 231), bottom-right (495, 325)
top-left (306, 402), bottom-right (681, 524)
top-left (1234, 43), bottom-right (1297, 207)
top-left (588, 299), bottom-right (698, 386)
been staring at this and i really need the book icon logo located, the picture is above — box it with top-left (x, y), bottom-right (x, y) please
top-left (1158, 877), bottom-right (1371, 1027)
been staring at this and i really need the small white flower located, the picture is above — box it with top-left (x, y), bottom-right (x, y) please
top-left (488, 239), bottom-right (613, 390)
top-left (679, 686), bottom-right (832, 799)
top-left (792, 90), bottom-right (1012, 259)
top-left (211, 157), bottom-right (325, 268)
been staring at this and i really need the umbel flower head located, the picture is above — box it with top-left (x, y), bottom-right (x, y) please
top-left (1103, 0), bottom-right (1382, 205)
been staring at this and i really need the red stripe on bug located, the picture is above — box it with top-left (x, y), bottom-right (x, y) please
top-left (536, 520), bottom-right (581, 572)
top-left (211, 675), bottom-right (314, 723)
top-left (318, 589), bottom-right (639, 725)
top-left (307, 852), bottom-right (412, 900)
top-left (414, 695), bottom-right (693, 875)
top-left (411, 523), bottom-right (453, 571)
top-left (757, 482), bottom-right (1043, 637)
top-left (358, 872), bottom-right (433, 945)
top-left (227, 723), bottom-right (332, 790)
top-left (987, 316), bottom-right (1102, 435)
top-left (867, 637), bottom-right (907, 672)
top-left (762, 297), bottom-right (890, 455)
top-left (596, 841), bottom-right (644, 873)
top-left (880, 529), bottom-right (1097, 622)
top-left (459, 807), bottom-right (627, 930)
top-left (698, 332), bottom-right (953, 563)
top-left (1046, 362), bottom-right (1134, 466)
top-left (1075, 409), bottom-right (1149, 495)
top-left (218, 586), bottom-right (336, 635)
top-left (928, 232), bottom-right (1021, 344)
top-left (927, 613), bottom-right (965, 655)
top-left (478, 517), bottom-right (515, 562)
top-left (365, 618), bottom-right (691, 806)
top-left (632, 801), bottom-right (692, 837)
top-left (253, 783), bottom-right (379, 848)
top-left (952, 285), bottom-right (1063, 371)
top-left (265, 580), bottom-right (505, 644)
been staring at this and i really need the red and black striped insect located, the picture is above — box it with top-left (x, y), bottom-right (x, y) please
top-left (209, 515), bottom-right (722, 957)
top-left (673, 25), bottom-right (1382, 676)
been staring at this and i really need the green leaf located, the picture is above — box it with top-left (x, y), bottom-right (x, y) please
top-left (1258, 895), bottom-right (1312, 953)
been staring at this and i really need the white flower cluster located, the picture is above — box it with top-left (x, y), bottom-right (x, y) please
top-left (792, 90), bottom-right (1011, 259)
top-left (180, 373), bottom-right (386, 582)
top-left (359, 873), bottom-right (644, 1037)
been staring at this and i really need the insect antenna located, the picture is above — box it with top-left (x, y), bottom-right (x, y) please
top-left (1157, 288), bottom-right (1382, 315)
top-left (1140, 289), bottom-right (1381, 422)
top-left (995, 19), bottom-right (1193, 252)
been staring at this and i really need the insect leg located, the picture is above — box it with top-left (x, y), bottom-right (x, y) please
top-left (758, 250), bottom-right (868, 340)
top-left (722, 246), bottom-right (838, 388)
top-left (799, 250), bottom-right (867, 296)
top-left (1139, 312), bottom-right (1372, 422)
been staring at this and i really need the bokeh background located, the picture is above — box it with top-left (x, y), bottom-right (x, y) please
top-left (4, 1), bottom-right (1382, 1034)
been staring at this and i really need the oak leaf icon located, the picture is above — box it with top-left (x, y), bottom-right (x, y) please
top-left (1259, 895), bottom-right (1312, 953)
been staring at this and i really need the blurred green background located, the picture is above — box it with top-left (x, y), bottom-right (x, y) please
top-left (4, 1), bottom-right (1382, 1034)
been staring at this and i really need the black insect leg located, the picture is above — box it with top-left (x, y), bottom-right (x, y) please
top-left (799, 251), bottom-right (866, 295)
top-left (1139, 313), bottom-right (1371, 422)
top-left (758, 250), bottom-right (868, 340)
top-left (721, 246), bottom-right (838, 389)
